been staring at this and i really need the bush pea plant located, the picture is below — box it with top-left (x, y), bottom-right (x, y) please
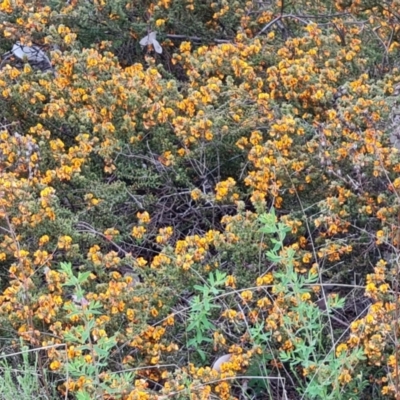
top-left (2, 0), bottom-right (400, 398)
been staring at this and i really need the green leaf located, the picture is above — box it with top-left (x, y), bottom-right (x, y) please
top-left (187, 320), bottom-right (200, 332)
top-left (266, 251), bottom-right (281, 262)
top-left (197, 348), bottom-right (206, 361)
top-left (76, 389), bottom-right (92, 400)
top-left (77, 271), bottom-right (91, 283)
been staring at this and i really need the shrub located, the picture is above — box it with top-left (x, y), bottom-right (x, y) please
top-left (1, 0), bottom-right (400, 398)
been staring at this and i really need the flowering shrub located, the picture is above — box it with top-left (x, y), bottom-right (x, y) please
top-left (2, 0), bottom-right (400, 398)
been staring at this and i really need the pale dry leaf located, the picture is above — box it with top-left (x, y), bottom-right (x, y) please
top-left (152, 39), bottom-right (163, 54)
top-left (139, 31), bottom-right (157, 46)
top-left (139, 32), bottom-right (162, 54)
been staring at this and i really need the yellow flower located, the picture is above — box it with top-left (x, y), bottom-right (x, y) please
top-left (180, 41), bottom-right (191, 52)
top-left (225, 275), bottom-right (236, 288)
top-left (302, 252), bottom-right (312, 263)
top-left (39, 235), bottom-right (50, 246)
top-left (155, 19), bottom-right (166, 27)
top-left (177, 148), bottom-right (186, 156)
top-left (104, 228), bottom-right (119, 240)
top-left (164, 314), bottom-right (174, 326)
top-left (336, 343), bottom-right (348, 357)
top-left (156, 226), bottom-right (173, 244)
top-left (281, 340), bottom-right (293, 352)
top-left (338, 369), bottom-right (352, 385)
top-left (57, 235), bottom-right (72, 250)
top-left (190, 188), bottom-right (202, 201)
top-left (151, 308), bottom-right (158, 317)
top-left (64, 33), bottom-right (77, 45)
top-left (67, 346), bottom-right (77, 359)
top-left (82, 354), bottom-right (92, 363)
top-left (376, 230), bottom-right (385, 244)
top-left (159, 151), bottom-right (174, 166)
top-left (215, 178), bottom-right (236, 201)
top-left (57, 25), bottom-right (68, 35)
top-left (222, 309), bottom-right (238, 320)
top-left (137, 211), bottom-right (150, 224)
top-left (300, 292), bottom-right (311, 301)
top-left (240, 290), bottom-right (253, 303)
top-left (127, 309), bottom-right (136, 321)
top-left (85, 193), bottom-right (101, 207)
top-left (132, 226), bottom-right (146, 239)
top-left (135, 257), bottom-right (148, 268)
top-left (256, 273), bottom-right (273, 286)
top-left (50, 360), bottom-right (61, 370)
top-left (365, 282), bottom-right (377, 297)
top-left (33, 250), bottom-right (51, 265)
top-left (379, 283), bottom-right (389, 293)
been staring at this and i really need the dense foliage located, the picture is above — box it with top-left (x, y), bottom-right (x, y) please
top-left (1, 0), bottom-right (400, 398)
